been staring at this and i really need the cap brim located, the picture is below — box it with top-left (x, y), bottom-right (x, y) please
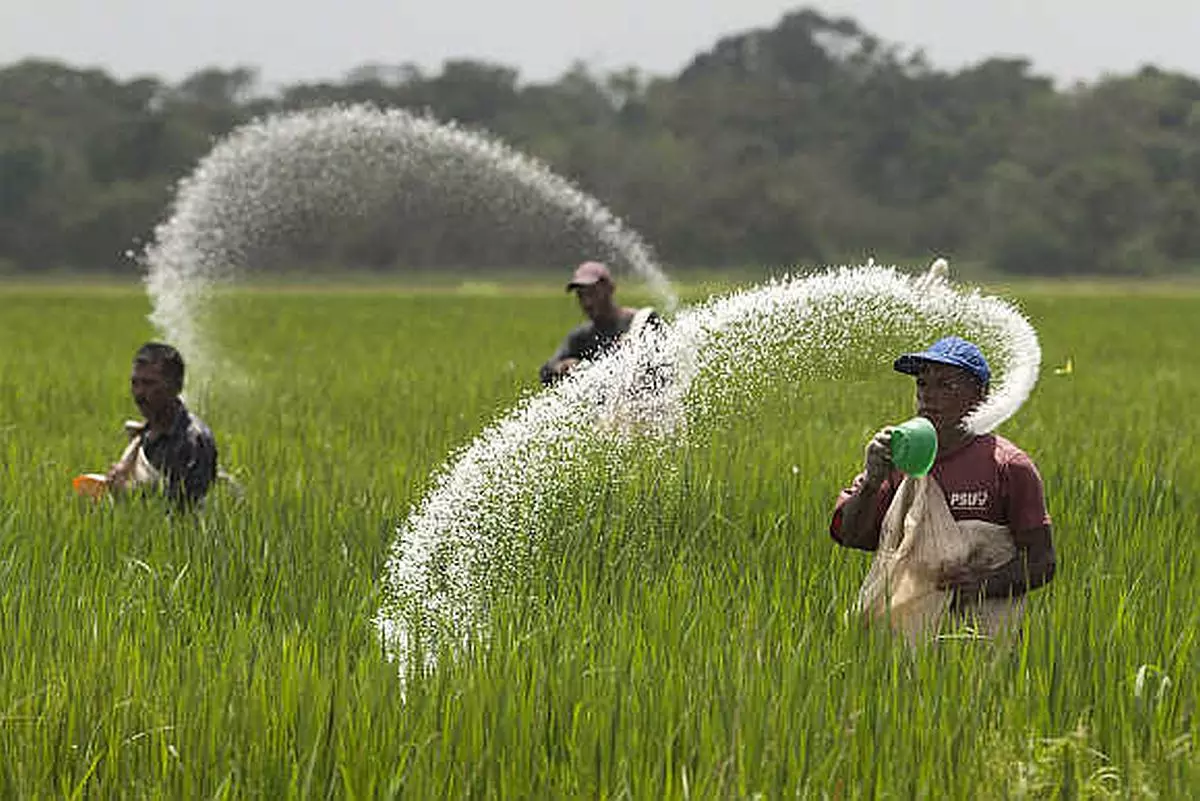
top-left (893, 352), bottom-right (961, 375)
top-left (894, 352), bottom-right (989, 386)
top-left (566, 279), bottom-right (602, 291)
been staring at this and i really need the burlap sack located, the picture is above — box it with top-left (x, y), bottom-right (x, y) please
top-left (114, 431), bottom-right (163, 490)
top-left (854, 474), bottom-right (1021, 644)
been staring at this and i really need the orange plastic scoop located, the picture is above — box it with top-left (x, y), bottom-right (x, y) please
top-left (72, 473), bottom-right (110, 500)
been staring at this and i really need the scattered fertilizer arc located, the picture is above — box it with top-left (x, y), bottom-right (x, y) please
top-left (141, 104), bottom-right (677, 390)
top-left (376, 262), bottom-right (1042, 672)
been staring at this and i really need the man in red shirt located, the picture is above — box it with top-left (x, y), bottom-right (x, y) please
top-left (831, 336), bottom-right (1056, 613)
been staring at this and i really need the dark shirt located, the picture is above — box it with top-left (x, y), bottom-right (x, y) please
top-left (140, 401), bottom-right (219, 507)
top-left (539, 309), bottom-right (662, 385)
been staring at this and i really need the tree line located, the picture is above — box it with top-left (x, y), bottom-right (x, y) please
top-left (2, 7), bottom-right (1199, 276)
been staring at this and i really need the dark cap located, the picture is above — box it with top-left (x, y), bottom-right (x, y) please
top-left (566, 261), bottom-right (613, 291)
top-left (894, 336), bottom-right (991, 386)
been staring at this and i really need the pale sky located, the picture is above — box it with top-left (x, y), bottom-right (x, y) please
top-left (3, 1), bottom-right (1198, 89)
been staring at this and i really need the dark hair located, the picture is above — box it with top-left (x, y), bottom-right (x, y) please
top-left (134, 342), bottom-right (185, 392)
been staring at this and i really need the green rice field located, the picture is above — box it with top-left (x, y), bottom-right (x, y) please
top-left (0, 280), bottom-right (1195, 798)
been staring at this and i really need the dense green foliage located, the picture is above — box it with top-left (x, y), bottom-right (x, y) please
top-left (3, 7), bottom-right (1200, 276)
top-left (0, 282), bottom-right (1195, 797)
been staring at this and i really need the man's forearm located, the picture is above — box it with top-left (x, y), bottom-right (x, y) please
top-left (953, 543), bottom-right (1056, 603)
top-left (835, 481), bottom-right (883, 550)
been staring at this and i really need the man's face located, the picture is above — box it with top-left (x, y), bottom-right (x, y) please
top-left (131, 361), bottom-right (176, 419)
top-left (574, 281), bottom-right (613, 321)
top-left (915, 363), bottom-right (985, 434)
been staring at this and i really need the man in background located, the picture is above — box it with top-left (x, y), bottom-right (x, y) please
top-left (106, 342), bottom-right (219, 508)
top-left (539, 261), bottom-right (660, 386)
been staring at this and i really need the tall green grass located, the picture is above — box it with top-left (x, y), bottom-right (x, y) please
top-left (0, 284), bottom-right (1195, 798)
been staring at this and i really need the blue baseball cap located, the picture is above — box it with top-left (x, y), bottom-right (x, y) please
top-left (894, 336), bottom-right (991, 386)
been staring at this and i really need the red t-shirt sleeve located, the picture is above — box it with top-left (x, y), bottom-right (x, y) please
top-left (1002, 451), bottom-right (1052, 532)
top-left (830, 471), bottom-right (896, 548)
